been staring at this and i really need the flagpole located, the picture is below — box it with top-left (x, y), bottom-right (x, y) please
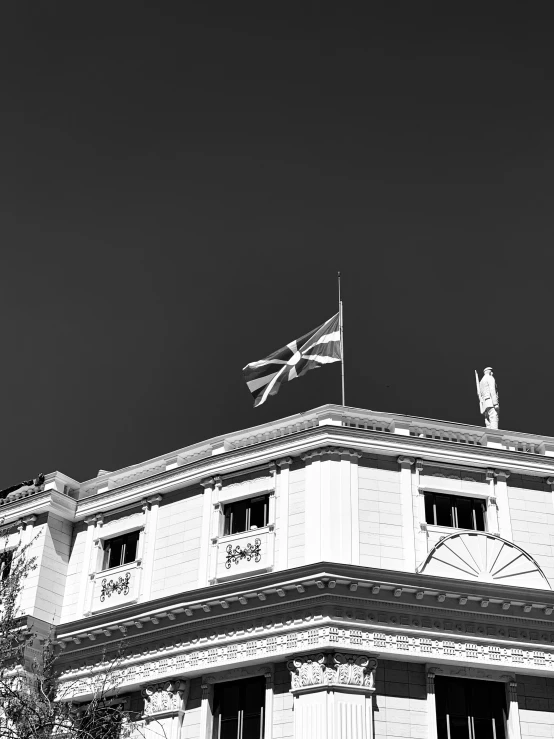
top-left (338, 271), bottom-right (345, 406)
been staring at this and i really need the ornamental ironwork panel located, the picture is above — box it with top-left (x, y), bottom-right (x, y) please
top-left (100, 572), bottom-right (131, 602)
top-left (225, 538), bottom-right (261, 569)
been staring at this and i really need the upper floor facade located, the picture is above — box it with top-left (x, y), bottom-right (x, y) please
top-left (2, 403), bottom-right (554, 630)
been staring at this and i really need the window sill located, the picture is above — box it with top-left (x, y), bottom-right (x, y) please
top-left (95, 559), bottom-right (141, 577)
top-left (218, 525), bottom-right (272, 543)
top-left (423, 524), bottom-right (487, 536)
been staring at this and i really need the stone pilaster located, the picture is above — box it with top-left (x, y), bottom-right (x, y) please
top-left (398, 457), bottom-right (416, 571)
top-left (287, 652), bottom-right (377, 739)
top-left (507, 680), bottom-right (522, 739)
top-left (142, 678), bottom-right (189, 739)
top-left (426, 669), bottom-right (438, 739)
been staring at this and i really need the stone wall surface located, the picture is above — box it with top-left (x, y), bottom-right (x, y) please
top-left (21, 514), bottom-right (72, 624)
top-left (150, 490), bottom-right (203, 599)
top-left (287, 468), bottom-right (305, 570)
top-left (60, 522), bottom-right (86, 622)
top-left (517, 674), bottom-right (554, 739)
top-left (181, 678), bottom-right (202, 739)
top-left (374, 660), bottom-right (427, 739)
top-left (273, 661), bottom-right (294, 739)
top-left (358, 457), bottom-right (404, 571)
top-left (508, 477), bottom-right (554, 587)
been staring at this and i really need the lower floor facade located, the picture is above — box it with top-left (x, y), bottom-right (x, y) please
top-left (94, 656), bottom-right (554, 739)
top-left (54, 565), bottom-right (554, 739)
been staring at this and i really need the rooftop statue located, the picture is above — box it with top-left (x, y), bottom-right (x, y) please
top-left (475, 367), bottom-right (499, 429)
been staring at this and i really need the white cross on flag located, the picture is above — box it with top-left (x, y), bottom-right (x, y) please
top-left (243, 313), bottom-right (342, 407)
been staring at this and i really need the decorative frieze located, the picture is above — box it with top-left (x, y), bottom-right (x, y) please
top-left (60, 621), bottom-right (554, 697)
top-left (287, 652), bottom-right (377, 693)
top-left (142, 679), bottom-right (189, 720)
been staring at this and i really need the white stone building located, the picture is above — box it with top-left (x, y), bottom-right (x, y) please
top-left (2, 403), bottom-right (554, 739)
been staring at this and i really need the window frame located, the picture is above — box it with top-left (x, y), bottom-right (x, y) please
top-left (213, 675), bottom-right (266, 739)
top-left (222, 494), bottom-right (271, 537)
top-left (434, 675), bottom-right (508, 739)
top-left (101, 529), bottom-right (141, 571)
top-left (0, 549), bottom-right (14, 581)
top-left (423, 491), bottom-right (487, 532)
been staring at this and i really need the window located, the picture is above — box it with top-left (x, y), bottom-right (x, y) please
top-left (223, 495), bottom-right (269, 536)
top-left (213, 677), bottom-right (265, 739)
top-left (79, 699), bottom-right (129, 739)
top-left (424, 493), bottom-right (486, 531)
top-left (0, 550), bottom-right (13, 581)
top-left (436, 676), bottom-right (506, 739)
top-left (102, 531), bottom-right (140, 570)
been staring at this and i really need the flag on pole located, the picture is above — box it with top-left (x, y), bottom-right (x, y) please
top-left (243, 313), bottom-right (342, 407)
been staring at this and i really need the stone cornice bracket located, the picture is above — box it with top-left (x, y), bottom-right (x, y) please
top-left (142, 678), bottom-right (189, 721)
top-left (277, 457), bottom-right (293, 469)
top-left (287, 652), bottom-right (377, 695)
top-left (301, 447), bottom-right (362, 462)
top-left (398, 456), bottom-right (415, 468)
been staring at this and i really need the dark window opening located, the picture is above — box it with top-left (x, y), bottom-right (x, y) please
top-left (424, 493), bottom-right (486, 531)
top-left (213, 676), bottom-right (265, 739)
top-left (223, 495), bottom-right (269, 536)
top-left (79, 701), bottom-right (127, 739)
top-left (436, 676), bottom-right (506, 739)
top-left (102, 530), bottom-right (140, 570)
top-left (0, 550), bottom-right (13, 581)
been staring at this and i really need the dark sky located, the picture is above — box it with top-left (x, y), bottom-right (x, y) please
top-left (1, 4), bottom-right (553, 487)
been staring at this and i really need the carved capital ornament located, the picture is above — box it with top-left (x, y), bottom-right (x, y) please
top-left (287, 652), bottom-right (377, 694)
top-left (141, 679), bottom-right (189, 720)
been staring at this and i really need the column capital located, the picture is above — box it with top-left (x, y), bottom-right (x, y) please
top-left (277, 456), bottom-right (293, 469)
top-left (547, 477), bottom-right (554, 489)
top-left (287, 652), bottom-right (377, 694)
top-left (147, 494), bottom-right (162, 506)
top-left (302, 446), bottom-right (362, 462)
top-left (495, 469), bottom-right (510, 481)
top-left (84, 515), bottom-right (98, 526)
top-left (416, 459), bottom-right (424, 472)
top-left (142, 678), bottom-right (189, 720)
top-left (200, 477), bottom-right (215, 489)
top-left (22, 515), bottom-right (37, 527)
top-left (486, 468), bottom-right (495, 481)
top-left (397, 456), bottom-right (415, 468)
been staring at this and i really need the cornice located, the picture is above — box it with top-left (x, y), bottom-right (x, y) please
top-left (55, 562), bottom-right (554, 648)
top-left (74, 425), bottom-right (554, 520)
top-left (0, 489), bottom-right (77, 526)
